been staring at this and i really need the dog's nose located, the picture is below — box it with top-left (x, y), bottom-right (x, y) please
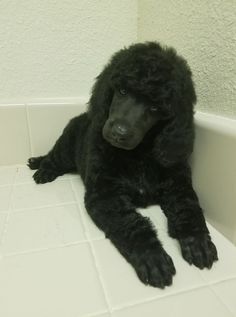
top-left (114, 124), bottom-right (128, 135)
top-left (111, 123), bottom-right (129, 140)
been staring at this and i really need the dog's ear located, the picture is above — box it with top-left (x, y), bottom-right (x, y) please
top-left (153, 114), bottom-right (195, 167)
top-left (153, 60), bottom-right (196, 167)
top-left (88, 66), bottom-right (113, 127)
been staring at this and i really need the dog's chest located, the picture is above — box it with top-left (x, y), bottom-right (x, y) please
top-left (123, 159), bottom-right (160, 206)
top-left (134, 162), bottom-right (148, 193)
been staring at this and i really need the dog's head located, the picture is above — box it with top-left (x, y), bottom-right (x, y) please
top-left (89, 42), bottom-right (196, 150)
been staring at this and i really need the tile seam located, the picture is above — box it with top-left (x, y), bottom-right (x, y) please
top-left (70, 179), bottom-right (112, 314)
top-left (13, 176), bottom-right (76, 186)
top-left (10, 201), bottom-right (77, 214)
top-left (0, 168), bottom-right (18, 248)
top-left (208, 284), bottom-right (235, 316)
top-left (3, 237), bottom-right (104, 258)
top-left (13, 175), bottom-right (78, 186)
top-left (111, 276), bottom-right (236, 313)
top-left (25, 104), bottom-right (34, 157)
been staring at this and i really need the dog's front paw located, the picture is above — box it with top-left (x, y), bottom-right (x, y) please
top-left (179, 234), bottom-right (218, 269)
top-left (33, 168), bottom-right (58, 184)
top-left (131, 245), bottom-right (176, 288)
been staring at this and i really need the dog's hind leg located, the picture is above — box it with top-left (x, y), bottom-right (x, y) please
top-left (28, 156), bottom-right (45, 170)
top-left (28, 117), bottom-right (80, 184)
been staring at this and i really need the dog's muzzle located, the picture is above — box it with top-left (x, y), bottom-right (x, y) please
top-left (103, 120), bottom-right (142, 150)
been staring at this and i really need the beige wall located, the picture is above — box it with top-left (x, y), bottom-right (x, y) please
top-left (1, 0), bottom-right (235, 120)
top-left (0, 0), bottom-right (137, 102)
top-left (138, 0), bottom-right (236, 119)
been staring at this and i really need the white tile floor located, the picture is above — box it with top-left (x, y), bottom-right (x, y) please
top-left (0, 166), bottom-right (236, 317)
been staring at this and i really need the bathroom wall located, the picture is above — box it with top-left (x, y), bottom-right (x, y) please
top-left (1, 0), bottom-right (235, 120)
top-left (138, 0), bottom-right (236, 119)
top-left (0, 0), bottom-right (137, 103)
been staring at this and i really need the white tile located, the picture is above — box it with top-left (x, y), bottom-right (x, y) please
top-left (15, 165), bottom-right (35, 184)
top-left (11, 180), bottom-right (75, 211)
top-left (198, 224), bottom-right (236, 283)
top-left (0, 204), bottom-right (86, 255)
top-left (57, 172), bottom-right (79, 180)
top-left (27, 104), bottom-right (82, 156)
top-left (92, 238), bottom-right (205, 309)
top-left (141, 209), bottom-right (236, 285)
top-left (0, 213), bottom-right (7, 240)
top-left (0, 185), bottom-right (12, 213)
top-left (138, 206), bottom-right (173, 247)
top-left (112, 287), bottom-right (232, 317)
top-left (71, 178), bottom-right (105, 240)
top-left (0, 105), bottom-right (31, 165)
top-left (67, 172), bottom-right (79, 178)
top-left (0, 166), bottom-right (17, 186)
top-left (0, 244), bottom-right (107, 317)
top-left (211, 278), bottom-right (236, 315)
top-left (138, 205), bottom-right (168, 232)
top-left (15, 165), bottom-right (78, 185)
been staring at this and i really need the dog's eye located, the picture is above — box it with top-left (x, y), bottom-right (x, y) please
top-left (150, 106), bottom-right (158, 112)
top-left (119, 88), bottom-right (127, 95)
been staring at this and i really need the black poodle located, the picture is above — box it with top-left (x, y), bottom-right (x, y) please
top-left (28, 42), bottom-right (218, 288)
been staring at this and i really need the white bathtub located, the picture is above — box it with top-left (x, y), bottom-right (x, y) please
top-left (192, 112), bottom-right (236, 245)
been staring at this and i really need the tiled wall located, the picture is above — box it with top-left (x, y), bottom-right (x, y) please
top-left (0, 99), bottom-right (87, 165)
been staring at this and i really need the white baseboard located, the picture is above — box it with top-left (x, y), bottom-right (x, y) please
top-left (192, 111), bottom-right (236, 245)
top-left (0, 97), bottom-right (88, 166)
top-left (0, 96), bottom-right (89, 107)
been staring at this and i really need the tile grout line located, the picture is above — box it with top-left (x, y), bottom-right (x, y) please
top-left (199, 273), bottom-right (236, 287)
top-left (208, 283), bottom-right (235, 316)
top-left (0, 168), bottom-right (18, 248)
top-left (110, 285), bottom-right (229, 311)
top-left (0, 184), bottom-right (14, 189)
top-left (111, 275), bottom-right (236, 313)
top-left (70, 179), bottom-right (113, 314)
top-left (4, 236), bottom-right (105, 258)
top-left (25, 104), bottom-right (34, 157)
top-left (80, 310), bottom-right (111, 317)
top-left (10, 200), bottom-right (77, 214)
top-left (88, 241), bottom-right (113, 313)
top-left (11, 175), bottom-right (79, 187)
top-left (0, 164), bottom-right (27, 168)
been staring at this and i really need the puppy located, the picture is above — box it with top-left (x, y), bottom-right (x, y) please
top-left (28, 42), bottom-right (218, 288)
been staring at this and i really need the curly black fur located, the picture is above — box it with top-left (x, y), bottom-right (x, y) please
top-left (28, 42), bottom-right (218, 288)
